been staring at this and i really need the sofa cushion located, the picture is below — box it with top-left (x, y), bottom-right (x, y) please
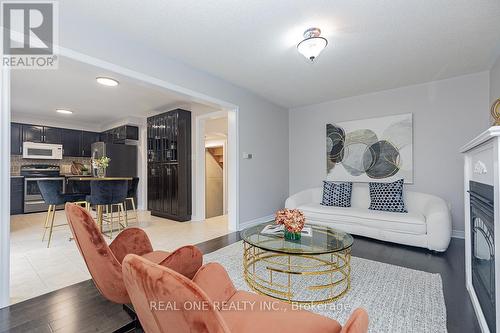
top-left (321, 181), bottom-right (352, 207)
top-left (369, 179), bottom-right (408, 213)
top-left (297, 203), bottom-right (426, 235)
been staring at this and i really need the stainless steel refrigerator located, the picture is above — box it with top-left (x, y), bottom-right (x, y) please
top-left (91, 142), bottom-right (138, 177)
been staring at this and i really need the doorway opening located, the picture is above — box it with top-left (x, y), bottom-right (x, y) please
top-left (204, 116), bottom-right (228, 219)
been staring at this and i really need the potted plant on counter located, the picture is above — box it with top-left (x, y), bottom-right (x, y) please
top-left (92, 156), bottom-right (111, 178)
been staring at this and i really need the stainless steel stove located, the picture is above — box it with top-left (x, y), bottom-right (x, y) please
top-left (21, 164), bottom-right (65, 213)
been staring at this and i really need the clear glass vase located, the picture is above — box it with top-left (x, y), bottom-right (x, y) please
top-left (284, 230), bottom-right (301, 241)
top-left (96, 167), bottom-right (106, 178)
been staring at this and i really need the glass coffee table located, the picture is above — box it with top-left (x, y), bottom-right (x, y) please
top-left (241, 223), bottom-right (353, 304)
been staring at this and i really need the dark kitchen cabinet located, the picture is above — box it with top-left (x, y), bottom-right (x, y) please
top-left (102, 125), bottom-right (139, 144)
top-left (147, 109), bottom-right (191, 221)
top-left (22, 125), bottom-right (44, 143)
top-left (61, 129), bottom-right (81, 157)
top-left (43, 126), bottom-right (62, 144)
top-left (10, 177), bottom-right (24, 215)
top-left (22, 125), bottom-right (62, 144)
top-left (81, 131), bottom-right (100, 157)
top-left (11, 123), bottom-right (22, 155)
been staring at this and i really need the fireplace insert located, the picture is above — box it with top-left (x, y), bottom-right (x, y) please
top-left (469, 181), bottom-right (495, 332)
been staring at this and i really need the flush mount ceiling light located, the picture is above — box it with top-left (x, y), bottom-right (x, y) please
top-left (96, 76), bottom-right (119, 87)
top-left (56, 109), bottom-right (73, 114)
top-left (297, 27), bottom-right (328, 63)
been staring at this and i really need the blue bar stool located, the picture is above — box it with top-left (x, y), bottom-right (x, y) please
top-left (125, 177), bottom-right (139, 225)
top-left (38, 180), bottom-right (86, 248)
top-left (86, 180), bottom-right (128, 239)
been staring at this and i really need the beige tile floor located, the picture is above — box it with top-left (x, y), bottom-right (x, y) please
top-left (9, 209), bottom-right (229, 305)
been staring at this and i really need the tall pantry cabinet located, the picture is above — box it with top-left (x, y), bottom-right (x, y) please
top-left (147, 109), bottom-right (191, 221)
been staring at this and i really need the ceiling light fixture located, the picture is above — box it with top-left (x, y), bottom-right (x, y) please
top-left (297, 27), bottom-right (328, 63)
top-left (96, 76), bottom-right (119, 87)
top-left (56, 109), bottom-right (73, 114)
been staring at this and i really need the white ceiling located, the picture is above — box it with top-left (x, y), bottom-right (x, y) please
top-left (59, 0), bottom-right (500, 107)
top-left (11, 57), bottom-right (219, 129)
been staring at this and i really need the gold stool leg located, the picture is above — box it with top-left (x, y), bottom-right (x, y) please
top-left (47, 205), bottom-right (56, 248)
top-left (108, 205), bottom-right (113, 239)
top-left (119, 203), bottom-right (126, 230)
top-left (42, 204), bottom-right (52, 242)
top-left (123, 201), bottom-right (128, 227)
top-left (97, 205), bottom-right (103, 233)
top-left (130, 197), bottom-right (137, 224)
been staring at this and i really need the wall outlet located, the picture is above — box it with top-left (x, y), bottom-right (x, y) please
top-left (242, 152), bottom-right (253, 159)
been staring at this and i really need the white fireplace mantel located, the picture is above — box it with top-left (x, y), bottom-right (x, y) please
top-left (461, 126), bottom-right (500, 333)
top-left (461, 126), bottom-right (500, 153)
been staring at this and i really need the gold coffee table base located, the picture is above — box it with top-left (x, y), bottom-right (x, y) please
top-left (243, 241), bottom-right (351, 305)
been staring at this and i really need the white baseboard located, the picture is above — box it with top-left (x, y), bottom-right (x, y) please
top-left (452, 230), bottom-right (465, 239)
top-left (238, 214), bottom-right (274, 231)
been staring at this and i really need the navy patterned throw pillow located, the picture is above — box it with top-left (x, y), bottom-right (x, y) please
top-left (368, 179), bottom-right (408, 213)
top-left (321, 181), bottom-right (353, 207)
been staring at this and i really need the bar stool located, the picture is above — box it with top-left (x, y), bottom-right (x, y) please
top-left (124, 177), bottom-right (139, 225)
top-left (38, 180), bottom-right (86, 248)
top-left (86, 180), bottom-right (128, 239)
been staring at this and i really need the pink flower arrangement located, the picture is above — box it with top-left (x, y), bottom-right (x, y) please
top-left (275, 209), bottom-right (305, 233)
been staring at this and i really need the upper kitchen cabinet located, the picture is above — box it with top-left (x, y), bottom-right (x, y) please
top-left (22, 125), bottom-right (62, 144)
top-left (61, 129), bottom-right (81, 157)
top-left (11, 123), bottom-right (22, 155)
top-left (43, 127), bottom-right (62, 144)
top-left (102, 125), bottom-right (139, 144)
top-left (81, 131), bottom-right (100, 157)
top-left (22, 125), bottom-right (44, 143)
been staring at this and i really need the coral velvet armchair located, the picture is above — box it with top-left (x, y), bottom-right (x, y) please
top-left (122, 254), bottom-right (369, 333)
top-left (64, 203), bottom-right (203, 304)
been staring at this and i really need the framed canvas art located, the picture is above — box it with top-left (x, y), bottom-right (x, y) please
top-left (326, 113), bottom-right (413, 183)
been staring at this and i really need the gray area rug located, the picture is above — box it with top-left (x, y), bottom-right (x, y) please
top-left (204, 241), bottom-right (447, 333)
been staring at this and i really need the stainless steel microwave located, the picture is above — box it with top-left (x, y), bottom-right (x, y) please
top-left (23, 142), bottom-right (63, 160)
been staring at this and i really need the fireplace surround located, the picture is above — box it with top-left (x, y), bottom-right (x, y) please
top-left (462, 127), bottom-right (500, 333)
top-left (469, 181), bottom-right (495, 332)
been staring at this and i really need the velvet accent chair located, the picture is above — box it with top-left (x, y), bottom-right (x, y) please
top-left (122, 255), bottom-right (369, 333)
top-left (37, 180), bottom-right (86, 248)
top-left (86, 180), bottom-right (128, 238)
top-left (65, 203), bottom-right (203, 331)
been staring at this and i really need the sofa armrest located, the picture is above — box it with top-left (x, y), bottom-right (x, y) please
top-left (193, 262), bottom-right (237, 303)
top-left (285, 188), bottom-right (317, 208)
top-left (109, 228), bottom-right (154, 263)
top-left (424, 198), bottom-right (452, 252)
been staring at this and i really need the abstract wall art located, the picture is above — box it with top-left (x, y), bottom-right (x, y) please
top-left (326, 113), bottom-right (413, 183)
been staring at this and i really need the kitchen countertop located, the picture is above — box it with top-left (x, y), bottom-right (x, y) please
top-left (62, 174), bottom-right (93, 177)
top-left (11, 175), bottom-right (24, 178)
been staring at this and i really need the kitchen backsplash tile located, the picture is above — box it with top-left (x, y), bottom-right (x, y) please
top-left (11, 156), bottom-right (91, 176)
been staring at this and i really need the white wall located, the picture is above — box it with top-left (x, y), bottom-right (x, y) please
top-left (55, 25), bottom-right (289, 224)
top-left (289, 72), bottom-right (490, 233)
top-left (491, 55), bottom-right (500, 104)
top-left (205, 117), bottom-right (228, 136)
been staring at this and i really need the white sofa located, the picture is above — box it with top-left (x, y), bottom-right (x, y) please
top-left (285, 184), bottom-right (452, 252)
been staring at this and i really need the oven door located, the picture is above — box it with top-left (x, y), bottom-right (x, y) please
top-left (24, 177), bottom-right (65, 213)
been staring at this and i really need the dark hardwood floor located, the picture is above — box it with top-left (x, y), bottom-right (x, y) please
top-left (0, 232), bottom-right (479, 332)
